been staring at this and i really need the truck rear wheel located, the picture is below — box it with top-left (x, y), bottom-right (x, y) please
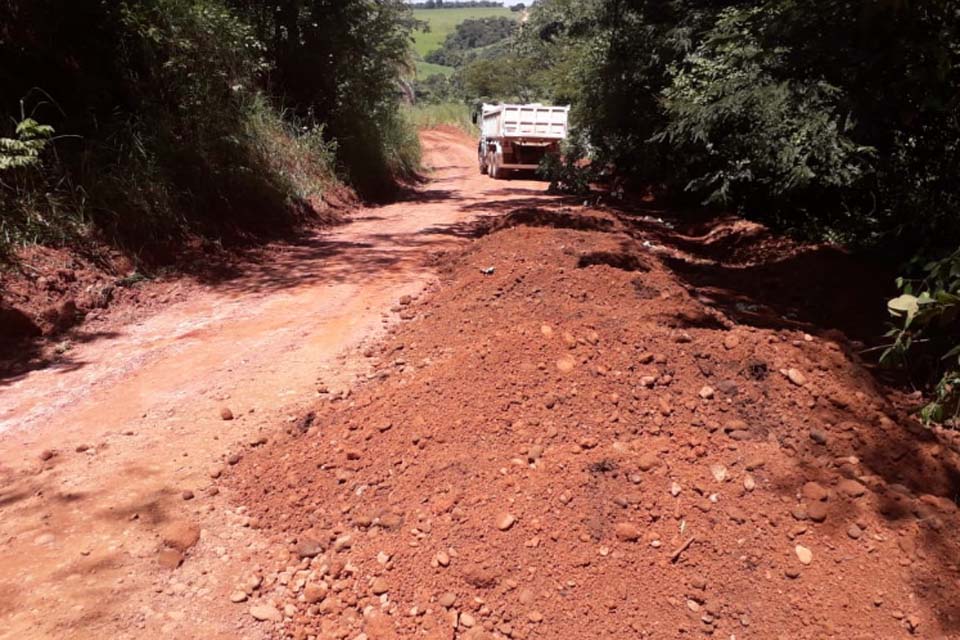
top-left (479, 150), bottom-right (488, 174)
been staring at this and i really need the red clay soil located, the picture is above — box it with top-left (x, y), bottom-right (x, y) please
top-left (223, 205), bottom-right (960, 639)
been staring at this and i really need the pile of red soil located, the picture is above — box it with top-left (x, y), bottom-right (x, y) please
top-left (225, 205), bottom-right (960, 639)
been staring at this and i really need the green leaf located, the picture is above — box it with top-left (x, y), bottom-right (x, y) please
top-left (888, 294), bottom-right (920, 324)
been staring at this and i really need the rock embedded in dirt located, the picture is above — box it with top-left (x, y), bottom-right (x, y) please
top-left (638, 452), bottom-right (659, 472)
top-left (556, 355), bottom-right (576, 373)
top-left (371, 577), bottom-right (390, 595)
top-left (250, 604), bottom-right (282, 622)
top-left (162, 520), bottom-right (200, 552)
top-left (439, 593), bottom-right (456, 607)
top-left (230, 591), bottom-right (248, 603)
top-left (785, 369), bottom-right (807, 386)
top-left (296, 538), bottom-right (324, 559)
top-left (220, 407), bottom-right (234, 421)
top-left (801, 481), bottom-right (829, 502)
top-left (847, 524), bottom-right (863, 539)
top-left (699, 386), bottom-right (715, 400)
top-left (809, 429), bottom-right (828, 445)
top-left (39, 449), bottom-right (56, 461)
top-left (795, 545), bottom-right (813, 565)
top-left (181, 490), bottom-right (195, 501)
top-left (723, 334), bottom-right (741, 350)
top-left (304, 583), bottom-right (327, 603)
top-left (838, 479), bottom-right (867, 498)
top-left (157, 548), bottom-right (184, 570)
top-left (807, 502), bottom-right (829, 523)
top-left (463, 564), bottom-right (498, 589)
top-left (436, 550), bottom-right (451, 567)
top-left (615, 523), bottom-right (641, 542)
top-left (496, 513), bottom-right (517, 531)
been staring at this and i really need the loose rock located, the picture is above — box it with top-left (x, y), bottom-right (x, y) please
top-left (496, 513), bottom-right (517, 531)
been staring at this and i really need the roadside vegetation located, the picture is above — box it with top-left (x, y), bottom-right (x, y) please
top-left (0, 0), bottom-right (420, 258)
top-left (409, 1), bottom-right (960, 425)
top-left (3, 0), bottom-right (959, 426)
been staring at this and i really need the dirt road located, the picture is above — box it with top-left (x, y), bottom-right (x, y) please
top-left (0, 128), bottom-right (552, 639)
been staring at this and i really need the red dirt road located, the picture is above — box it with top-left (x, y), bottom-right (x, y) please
top-left (4, 127), bottom-right (960, 640)
top-left (0, 129), bottom-right (552, 639)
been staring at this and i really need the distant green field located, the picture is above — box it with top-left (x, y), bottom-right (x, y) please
top-left (412, 7), bottom-right (516, 78)
top-left (416, 60), bottom-right (455, 78)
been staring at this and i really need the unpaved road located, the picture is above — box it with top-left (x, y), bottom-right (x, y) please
top-left (0, 128), bottom-right (552, 639)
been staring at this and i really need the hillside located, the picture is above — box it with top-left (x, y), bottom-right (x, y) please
top-left (413, 6), bottom-right (517, 77)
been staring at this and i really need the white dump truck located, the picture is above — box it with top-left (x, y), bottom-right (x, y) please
top-left (478, 103), bottom-right (570, 179)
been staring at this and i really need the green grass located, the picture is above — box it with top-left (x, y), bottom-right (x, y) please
top-left (412, 7), bottom-right (516, 58)
top-left (416, 60), bottom-right (455, 78)
top-left (405, 102), bottom-right (478, 135)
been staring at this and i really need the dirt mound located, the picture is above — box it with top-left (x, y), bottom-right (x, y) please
top-left (476, 207), bottom-right (619, 236)
top-left (224, 205), bottom-right (960, 639)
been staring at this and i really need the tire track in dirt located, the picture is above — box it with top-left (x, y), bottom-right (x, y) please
top-left (0, 128), bottom-right (554, 639)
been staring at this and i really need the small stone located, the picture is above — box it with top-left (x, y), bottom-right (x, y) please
top-left (785, 369), bottom-right (807, 386)
top-left (227, 453), bottom-right (241, 465)
top-left (304, 583), bottom-right (327, 604)
top-left (459, 613), bottom-right (476, 628)
top-left (699, 386), bottom-right (715, 400)
top-left (670, 482), bottom-right (682, 497)
top-left (39, 449), bottom-right (55, 461)
top-left (296, 538), bottom-right (324, 559)
top-left (436, 551), bottom-right (451, 567)
top-left (709, 464), bottom-right (728, 483)
top-left (230, 591), bottom-right (248, 603)
top-left (220, 407), bottom-right (234, 421)
top-left (157, 549), bottom-right (183, 570)
top-left (541, 324), bottom-right (553, 337)
top-left (181, 490), bottom-right (195, 501)
top-left (809, 429), bottom-right (828, 445)
top-left (34, 533), bottom-right (55, 545)
top-left (556, 356), bottom-right (576, 373)
top-left (847, 524), bottom-right (863, 539)
top-left (614, 523), bottom-right (641, 542)
top-left (638, 452), bottom-right (659, 472)
top-left (371, 578), bottom-right (389, 595)
top-left (162, 520), bottom-right (200, 552)
top-left (439, 593), bottom-right (456, 607)
top-left (906, 615), bottom-right (921, 633)
top-left (208, 467), bottom-right (223, 479)
top-left (250, 605), bottom-right (282, 622)
top-left (838, 479), bottom-right (867, 498)
top-left (801, 481), bottom-right (829, 502)
top-left (743, 475), bottom-right (756, 491)
top-left (784, 567), bottom-right (801, 579)
top-left (496, 513), bottom-right (517, 531)
top-left (795, 545), bottom-right (813, 565)
top-left (807, 502), bottom-right (828, 523)
top-left (723, 334), bottom-right (740, 350)
top-left (528, 611), bottom-right (544, 623)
